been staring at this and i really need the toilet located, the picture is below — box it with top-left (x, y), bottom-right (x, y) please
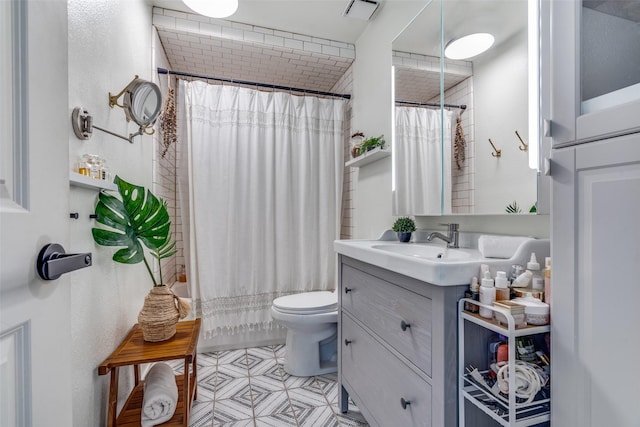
top-left (271, 290), bottom-right (338, 376)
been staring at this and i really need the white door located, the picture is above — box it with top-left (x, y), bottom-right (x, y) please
top-left (0, 1), bottom-right (73, 426)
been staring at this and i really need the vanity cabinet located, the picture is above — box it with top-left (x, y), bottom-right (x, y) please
top-left (337, 255), bottom-right (465, 427)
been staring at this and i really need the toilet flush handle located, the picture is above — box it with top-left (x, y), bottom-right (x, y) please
top-left (344, 339), bottom-right (352, 346)
top-left (344, 287), bottom-right (352, 293)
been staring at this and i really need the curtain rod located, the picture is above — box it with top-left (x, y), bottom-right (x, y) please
top-left (157, 68), bottom-right (351, 100)
top-left (395, 99), bottom-right (466, 110)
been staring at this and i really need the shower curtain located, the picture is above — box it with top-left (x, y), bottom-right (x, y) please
top-left (394, 106), bottom-right (453, 215)
top-left (178, 80), bottom-right (344, 337)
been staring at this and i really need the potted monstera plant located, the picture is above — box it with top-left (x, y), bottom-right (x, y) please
top-left (92, 175), bottom-right (189, 342)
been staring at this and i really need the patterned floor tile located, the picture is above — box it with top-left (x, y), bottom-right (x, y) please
top-left (288, 386), bottom-right (329, 408)
top-left (331, 403), bottom-right (369, 426)
top-left (213, 395), bottom-right (254, 424)
top-left (252, 391), bottom-right (293, 418)
top-left (213, 419), bottom-right (255, 427)
top-left (282, 372), bottom-right (320, 390)
top-left (315, 376), bottom-right (338, 404)
top-left (260, 363), bottom-right (284, 382)
top-left (248, 357), bottom-right (279, 376)
top-left (198, 352), bottom-right (218, 368)
top-left (247, 346), bottom-right (276, 360)
top-left (196, 366), bottom-right (218, 401)
top-left (295, 405), bottom-right (340, 427)
top-left (254, 412), bottom-right (297, 426)
top-left (272, 344), bottom-right (286, 359)
top-left (249, 375), bottom-right (286, 394)
top-left (216, 377), bottom-right (253, 400)
top-left (217, 361), bottom-right (250, 379)
top-left (218, 349), bottom-right (247, 366)
top-left (189, 399), bottom-right (215, 427)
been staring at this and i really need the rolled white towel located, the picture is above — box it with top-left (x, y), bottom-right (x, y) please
top-left (141, 362), bottom-right (178, 427)
top-left (478, 235), bottom-right (533, 259)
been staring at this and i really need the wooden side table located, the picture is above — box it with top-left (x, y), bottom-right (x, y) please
top-left (98, 318), bottom-right (201, 427)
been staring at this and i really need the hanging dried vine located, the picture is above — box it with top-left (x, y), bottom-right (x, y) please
top-left (160, 87), bottom-right (177, 159)
top-left (454, 114), bottom-right (467, 170)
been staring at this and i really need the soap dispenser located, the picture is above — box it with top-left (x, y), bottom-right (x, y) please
top-left (479, 271), bottom-right (496, 319)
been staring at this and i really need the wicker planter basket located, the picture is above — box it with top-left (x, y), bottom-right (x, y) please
top-left (138, 285), bottom-right (183, 342)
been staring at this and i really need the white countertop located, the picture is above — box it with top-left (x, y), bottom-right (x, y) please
top-left (334, 233), bottom-right (550, 286)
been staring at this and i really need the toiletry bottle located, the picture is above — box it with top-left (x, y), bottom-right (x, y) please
top-left (464, 277), bottom-right (480, 313)
top-left (494, 271), bottom-right (510, 301)
top-left (479, 271), bottom-right (495, 319)
top-left (528, 252), bottom-right (543, 290)
top-left (544, 257), bottom-right (551, 305)
top-left (512, 270), bottom-right (532, 288)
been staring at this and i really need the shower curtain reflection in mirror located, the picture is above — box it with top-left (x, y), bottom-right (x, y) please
top-left (393, 106), bottom-right (453, 215)
top-left (178, 80), bottom-right (344, 338)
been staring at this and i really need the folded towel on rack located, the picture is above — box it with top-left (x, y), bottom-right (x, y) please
top-left (478, 235), bottom-right (533, 259)
top-left (141, 362), bottom-right (178, 427)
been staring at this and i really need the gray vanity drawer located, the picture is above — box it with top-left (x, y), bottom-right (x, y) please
top-left (342, 313), bottom-right (432, 427)
top-left (342, 264), bottom-right (433, 376)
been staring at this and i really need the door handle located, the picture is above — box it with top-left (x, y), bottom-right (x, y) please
top-left (36, 243), bottom-right (92, 281)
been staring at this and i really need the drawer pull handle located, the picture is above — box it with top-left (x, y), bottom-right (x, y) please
top-left (344, 339), bottom-right (352, 346)
top-left (400, 398), bottom-right (411, 410)
top-left (401, 320), bottom-right (411, 331)
top-left (345, 287), bottom-right (352, 293)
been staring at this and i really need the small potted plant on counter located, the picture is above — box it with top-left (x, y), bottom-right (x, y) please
top-left (392, 216), bottom-right (416, 243)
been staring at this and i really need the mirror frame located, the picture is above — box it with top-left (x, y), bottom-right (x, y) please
top-left (123, 78), bottom-right (162, 128)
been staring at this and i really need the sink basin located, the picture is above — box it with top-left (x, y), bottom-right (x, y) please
top-left (371, 244), bottom-right (477, 260)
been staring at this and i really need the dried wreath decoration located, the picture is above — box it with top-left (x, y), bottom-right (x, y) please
top-left (159, 87), bottom-right (177, 159)
top-left (454, 114), bottom-right (467, 170)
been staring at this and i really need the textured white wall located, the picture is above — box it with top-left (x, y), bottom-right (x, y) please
top-left (352, 2), bottom-right (428, 239)
top-left (67, 1), bottom-right (154, 425)
top-left (473, 29), bottom-right (537, 214)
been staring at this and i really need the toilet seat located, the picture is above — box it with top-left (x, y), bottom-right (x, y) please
top-left (272, 291), bottom-right (337, 315)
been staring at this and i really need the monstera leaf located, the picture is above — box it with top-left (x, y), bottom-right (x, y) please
top-left (92, 176), bottom-right (173, 286)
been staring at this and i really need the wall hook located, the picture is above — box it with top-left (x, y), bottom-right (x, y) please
top-left (515, 130), bottom-right (528, 151)
top-left (488, 138), bottom-right (502, 158)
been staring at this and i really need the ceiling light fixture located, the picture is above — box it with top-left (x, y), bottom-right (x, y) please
top-left (444, 33), bottom-right (495, 60)
top-left (182, 0), bottom-right (238, 18)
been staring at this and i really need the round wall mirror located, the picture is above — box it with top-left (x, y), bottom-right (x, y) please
top-left (123, 78), bottom-right (162, 128)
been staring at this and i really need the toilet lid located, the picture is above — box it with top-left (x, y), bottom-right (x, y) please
top-left (273, 291), bottom-right (337, 314)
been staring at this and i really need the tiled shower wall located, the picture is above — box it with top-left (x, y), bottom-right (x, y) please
top-left (331, 65), bottom-right (355, 240)
top-left (444, 77), bottom-right (474, 214)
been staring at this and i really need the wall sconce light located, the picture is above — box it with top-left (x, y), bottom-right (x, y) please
top-left (72, 76), bottom-right (162, 144)
top-left (182, 0), bottom-right (238, 18)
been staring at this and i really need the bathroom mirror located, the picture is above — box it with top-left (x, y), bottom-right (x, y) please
top-left (392, 0), bottom-right (539, 215)
top-left (122, 78), bottom-right (163, 128)
top-left (111, 77), bottom-right (163, 129)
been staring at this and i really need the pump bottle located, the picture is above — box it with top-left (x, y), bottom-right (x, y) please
top-left (479, 271), bottom-right (496, 319)
top-left (528, 253), bottom-right (543, 290)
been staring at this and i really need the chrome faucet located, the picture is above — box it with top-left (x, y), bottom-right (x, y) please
top-left (426, 223), bottom-right (459, 248)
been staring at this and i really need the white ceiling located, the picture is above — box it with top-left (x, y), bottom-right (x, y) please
top-left (150, 0), bottom-right (375, 93)
top-left (150, 0), bottom-right (372, 44)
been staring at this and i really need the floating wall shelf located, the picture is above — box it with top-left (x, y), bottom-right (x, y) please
top-left (69, 171), bottom-right (117, 191)
top-left (345, 147), bottom-right (391, 168)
